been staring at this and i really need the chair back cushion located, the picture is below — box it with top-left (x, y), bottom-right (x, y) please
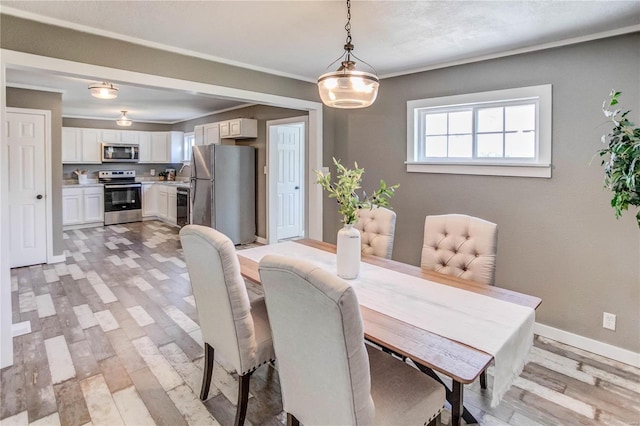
top-left (259, 255), bottom-right (375, 425)
top-left (354, 206), bottom-right (397, 259)
top-left (179, 225), bottom-right (256, 374)
top-left (421, 214), bottom-right (498, 285)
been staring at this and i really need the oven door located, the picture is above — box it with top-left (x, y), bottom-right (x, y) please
top-left (104, 184), bottom-right (142, 212)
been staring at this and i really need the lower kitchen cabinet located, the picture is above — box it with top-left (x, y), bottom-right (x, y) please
top-left (155, 184), bottom-right (177, 225)
top-left (63, 186), bottom-right (104, 227)
top-left (142, 183), bottom-right (158, 217)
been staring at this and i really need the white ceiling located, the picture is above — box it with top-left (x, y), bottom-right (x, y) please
top-left (2, 1), bottom-right (639, 123)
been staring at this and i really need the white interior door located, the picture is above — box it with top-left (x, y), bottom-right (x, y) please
top-left (7, 111), bottom-right (47, 267)
top-left (275, 124), bottom-right (303, 241)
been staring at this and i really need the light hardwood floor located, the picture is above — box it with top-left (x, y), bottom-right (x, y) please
top-left (1, 221), bottom-right (638, 425)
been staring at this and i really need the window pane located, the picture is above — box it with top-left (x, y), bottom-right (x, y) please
top-left (477, 133), bottom-right (504, 157)
top-left (505, 104), bottom-right (535, 132)
top-left (448, 135), bottom-right (472, 157)
top-left (448, 111), bottom-right (472, 134)
top-left (425, 136), bottom-right (447, 157)
top-left (477, 107), bottom-right (504, 132)
top-left (425, 113), bottom-right (448, 135)
top-left (505, 132), bottom-right (535, 158)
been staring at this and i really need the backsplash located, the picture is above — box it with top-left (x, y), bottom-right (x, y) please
top-left (63, 163), bottom-right (190, 181)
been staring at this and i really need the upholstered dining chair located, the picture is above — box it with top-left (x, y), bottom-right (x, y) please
top-left (258, 255), bottom-right (445, 426)
top-left (354, 206), bottom-right (397, 259)
top-left (421, 214), bottom-right (498, 286)
top-left (179, 225), bottom-right (275, 426)
top-left (421, 213), bottom-right (498, 389)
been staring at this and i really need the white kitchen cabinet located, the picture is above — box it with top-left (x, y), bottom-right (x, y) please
top-left (146, 131), bottom-right (184, 164)
top-left (157, 185), bottom-right (169, 221)
top-left (138, 132), bottom-right (152, 163)
top-left (155, 184), bottom-right (177, 225)
top-left (167, 186), bottom-right (177, 225)
top-left (220, 118), bottom-right (257, 139)
top-left (120, 131), bottom-right (139, 144)
top-left (204, 123), bottom-right (220, 145)
top-left (80, 129), bottom-right (102, 163)
top-left (83, 187), bottom-right (104, 223)
top-left (142, 183), bottom-right (158, 217)
top-left (63, 186), bottom-right (104, 227)
top-left (62, 127), bottom-right (101, 163)
top-left (101, 130), bottom-right (121, 143)
top-left (62, 188), bottom-right (83, 225)
top-left (194, 125), bottom-right (205, 145)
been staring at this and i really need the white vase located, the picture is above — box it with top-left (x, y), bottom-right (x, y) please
top-left (336, 224), bottom-right (361, 279)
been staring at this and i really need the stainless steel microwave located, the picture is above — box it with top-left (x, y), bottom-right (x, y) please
top-left (101, 143), bottom-right (139, 162)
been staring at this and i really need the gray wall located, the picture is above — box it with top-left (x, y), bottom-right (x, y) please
top-left (63, 118), bottom-right (172, 132)
top-left (332, 33), bottom-right (640, 351)
top-left (6, 88), bottom-right (64, 256)
top-left (176, 105), bottom-right (308, 238)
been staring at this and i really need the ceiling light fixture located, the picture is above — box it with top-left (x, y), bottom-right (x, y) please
top-left (317, 0), bottom-right (379, 109)
top-left (88, 81), bottom-right (119, 99)
top-left (116, 111), bottom-right (132, 127)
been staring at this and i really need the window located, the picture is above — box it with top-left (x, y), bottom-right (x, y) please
top-left (407, 85), bottom-right (552, 178)
top-left (183, 132), bottom-right (195, 163)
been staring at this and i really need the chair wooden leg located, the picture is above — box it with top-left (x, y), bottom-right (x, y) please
top-left (234, 372), bottom-right (252, 426)
top-left (286, 413), bottom-right (300, 426)
top-left (480, 370), bottom-right (487, 389)
top-left (200, 343), bottom-right (215, 400)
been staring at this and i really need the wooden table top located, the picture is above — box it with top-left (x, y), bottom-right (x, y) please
top-left (238, 239), bottom-right (542, 384)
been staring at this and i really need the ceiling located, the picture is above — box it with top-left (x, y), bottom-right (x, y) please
top-left (2, 1), bottom-right (639, 123)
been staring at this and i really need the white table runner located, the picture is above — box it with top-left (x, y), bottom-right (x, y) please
top-left (238, 242), bottom-right (535, 406)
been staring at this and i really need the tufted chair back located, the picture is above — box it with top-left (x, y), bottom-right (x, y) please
top-left (354, 206), bottom-right (397, 259)
top-left (421, 214), bottom-right (498, 285)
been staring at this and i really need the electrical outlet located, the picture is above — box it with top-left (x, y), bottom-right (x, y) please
top-left (150, 169), bottom-right (155, 176)
top-left (603, 312), bottom-right (616, 331)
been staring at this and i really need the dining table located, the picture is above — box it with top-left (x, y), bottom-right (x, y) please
top-left (237, 239), bottom-right (542, 426)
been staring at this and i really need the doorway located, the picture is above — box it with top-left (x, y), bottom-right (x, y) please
top-left (7, 108), bottom-right (51, 267)
top-left (267, 117), bottom-right (307, 244)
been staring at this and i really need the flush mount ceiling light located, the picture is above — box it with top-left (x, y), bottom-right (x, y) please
top-left (88, 81), bottom-right (119, 99)
top-left (317, 0), bottom-right (379, 109)
top-left (115, 111), bottom-right (132, 127)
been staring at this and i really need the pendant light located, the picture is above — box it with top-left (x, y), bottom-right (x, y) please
top-left (116, 111), bottom-right (132, 127)
top-left (317, 0), bottom-right (379, 109)
top-left (88, 81), bottom-right (119, 99)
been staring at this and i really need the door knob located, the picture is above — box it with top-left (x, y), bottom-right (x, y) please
top-left (36, 194), bottom-right (43, 200)
top-left (295, 186), bottom-right (300, 190)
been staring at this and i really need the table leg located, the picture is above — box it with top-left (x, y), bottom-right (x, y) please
top-left (415, 363), bottom-right (478, 426)
top-left (451, 380), bottom-right (463, 426)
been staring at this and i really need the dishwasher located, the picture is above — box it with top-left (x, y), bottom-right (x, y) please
top-left (176, 186), bottom-right (190, 227)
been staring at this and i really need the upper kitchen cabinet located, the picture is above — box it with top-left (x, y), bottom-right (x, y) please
top-left (220, 118), bottom-right (257, 139)
top-left (100, 130), bottom-right (121, 143)
top-left (101, 130), bottom-right (140, 144)
top-left (194, 123), bottom-right (220, 145)
top-left (62, 128), bottom-right (101, 163)
top-left (139, 131), bottom-right (184, 164)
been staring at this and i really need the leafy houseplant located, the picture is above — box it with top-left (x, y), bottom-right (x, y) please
top-left (315, 158), bottom-right (399, 225)
top-left (599, 91), bottom-right (640, 228)
top-left (158, 171), bottom-right (168, 181)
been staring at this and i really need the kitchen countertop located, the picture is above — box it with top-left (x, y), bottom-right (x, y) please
top-left (63, 180), bottom-right (190, 188)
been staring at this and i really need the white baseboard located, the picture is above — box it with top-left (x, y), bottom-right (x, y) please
top-left (534, 322), bottom-right (640, 368)
top-left (47, 253), bottom-right (66, 264)
top-left (255, 236), bottom-right (268, 244)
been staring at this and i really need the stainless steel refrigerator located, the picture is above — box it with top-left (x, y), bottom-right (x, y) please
top-left (190, 144), bottom-right (256, 244)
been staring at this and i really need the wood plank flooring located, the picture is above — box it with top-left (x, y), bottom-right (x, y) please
top-left (1, 221), bottom-right (638, 425)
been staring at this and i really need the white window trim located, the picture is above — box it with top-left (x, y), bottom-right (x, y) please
top-left (407, 84), bottom-right (552, 178)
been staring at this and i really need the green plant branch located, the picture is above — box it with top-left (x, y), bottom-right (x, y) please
top-left (315, 158), bottom-right (399, 225)
top-left (599, 90), bottom-right (640, 228)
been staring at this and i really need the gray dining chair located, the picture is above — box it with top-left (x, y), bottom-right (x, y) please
top-left (354, 206), bottom-right (397, 259)
top-left (421, 213), bottom-right (498, 389)
top-left (259, 254), bottom-right (445, 426)
top-left (179, 225), bottom-right (275, 426)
